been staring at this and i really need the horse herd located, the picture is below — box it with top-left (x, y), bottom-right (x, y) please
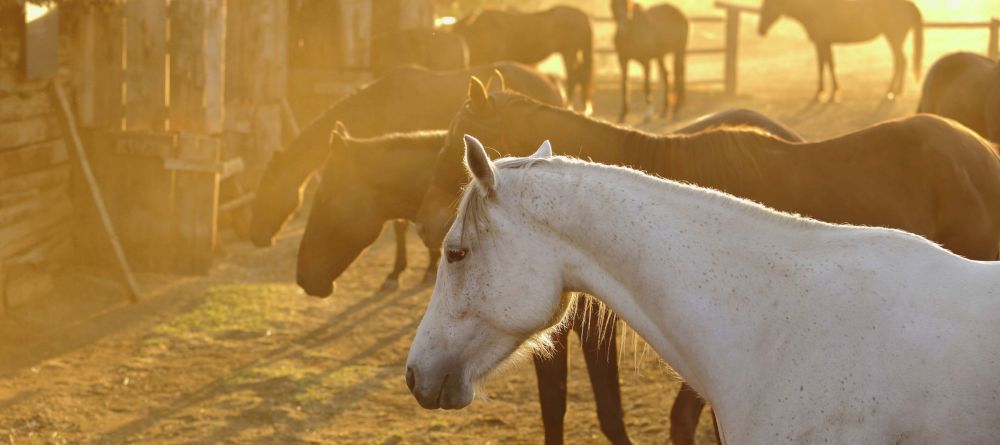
top-left (248, 1), bottom-right (1000, 443)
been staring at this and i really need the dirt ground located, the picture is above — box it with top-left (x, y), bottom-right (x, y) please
top-left (0, 6), bottom-right (995, 444)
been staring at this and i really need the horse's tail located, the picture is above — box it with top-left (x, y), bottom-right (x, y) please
top-left (910, 2), bottom-right (924, 80)
top-left (580, 26), bottom-right (594, 114)
top-left (674, 46), bottom-right (687, 110)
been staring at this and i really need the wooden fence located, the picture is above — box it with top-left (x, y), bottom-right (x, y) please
top-left (592, 3), bottom-right (745, 94)
top-left (72, 0), bottom-right (259, 274)
top-left (595, 2), bottom-right (1000, 95)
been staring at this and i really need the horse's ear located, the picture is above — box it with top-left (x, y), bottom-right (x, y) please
top-left (333, 120), bottom-right (350, 138)
top-left (467, 76), bottom-right (493, 115)
top-left (530, 140), bottom-right (553, 159)
top-left (464, 134), bottom-right (496, 196)
top-left (329, 129), bottom-right (347, 153)
top-left (485, 69), bottom-right (507, 92)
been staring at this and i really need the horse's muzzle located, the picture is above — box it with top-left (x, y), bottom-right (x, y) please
top-left (405, 364), bottom-right (472, 410)
top-left (296, 273), bottom-right (335, 298)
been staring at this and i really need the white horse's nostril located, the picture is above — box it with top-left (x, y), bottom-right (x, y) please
top-left (405, 367), bottom-right (416, 392)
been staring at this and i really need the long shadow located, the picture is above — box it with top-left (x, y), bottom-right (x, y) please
top-left (87, 284), bottom-right (428, 445)
top-left (176, 315), bottom-right (425, 445)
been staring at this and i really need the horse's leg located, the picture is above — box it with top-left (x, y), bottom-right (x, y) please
top-left (533, 324), bottom-right (571, 445)
top-left (886, 35), bottom-right (907, 99)
top-left (422, 247), bottom-right (439, 284)
top-left (811, 44), bottom-right (825, 101)
top-left (669, 383), bottom-right (706, 445)
top-left (617, 55), bottom-right (630, 123)
top-left (576, 299), bottom-right (632, 445)
top-left (561, 51), bottom-right (579, 110)
top-left (381, 219), bottom-right (408, 291)
top-left (641, 60), bottom-right (653, 123)
top-left (820, 43), bottom-right (839, 102)
top-left (656, 57), bottom-right (671, 120)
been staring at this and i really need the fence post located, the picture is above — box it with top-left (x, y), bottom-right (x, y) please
top-left (990, 18), bottom-right (999, 60)
top-left (724, 6), bottom-right (740, 95)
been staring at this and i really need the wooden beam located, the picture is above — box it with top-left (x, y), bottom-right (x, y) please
top-left (52, 82), bottom-right (140, 302)
top-left (125, 0), bottom-right (167, 131)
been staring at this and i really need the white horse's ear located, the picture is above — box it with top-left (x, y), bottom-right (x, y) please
top-left (530, 140), bottom-right (553, 159)
top-left (464, 134), bottom-right (496, 195)
top-left (333, 120), bottom-right (350, 138)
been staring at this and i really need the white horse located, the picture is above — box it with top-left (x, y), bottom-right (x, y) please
top-left (405, 135), bottom-right (1000, 443)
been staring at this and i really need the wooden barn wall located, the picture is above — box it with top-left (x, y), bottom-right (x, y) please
top-left (0, 7), bottom-right (74, 310)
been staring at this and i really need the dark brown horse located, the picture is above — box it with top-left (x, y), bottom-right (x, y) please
top-left (454, 6), bottom-right (593, 113)
top-left (301, 105), bottom-right (806, 445)
top-left (417, 84), bottom-right (1000, 445)
top-left (370, 29), bottom-right (469, 76)
top-left (758, 0), bottom-right (924, 101)
top-left (918, 52), bottom-right (1000, 143)
top-left (610, 0), bottom-right (688, 123)
top-left (250, 63), bottom-right (563, 292)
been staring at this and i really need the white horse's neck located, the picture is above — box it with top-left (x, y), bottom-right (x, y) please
top-left (497, 160), bottom-right (937, 426)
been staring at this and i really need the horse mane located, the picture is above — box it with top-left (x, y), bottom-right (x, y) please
top-left (459, 154), bottom-right (935, 250)
top-left (488, 89), bottom-right (787, 182)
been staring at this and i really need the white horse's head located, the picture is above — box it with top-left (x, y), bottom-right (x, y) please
top-left (405, 135), bottom-right (571, 409)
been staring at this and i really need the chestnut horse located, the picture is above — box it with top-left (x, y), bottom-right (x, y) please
top-left (301, 107), bottom-right (803, 444)
top-left (758, 0), bottom-right (924, 101)
top-left (454, 6), bottom-right (593, 114)
top-left (610, 0), bottom-right (688, 123)
top-left (370, 29), bottom-right (468, 76)
top-left (918, 52), bottom-right (1000, 143)
top-left (249, 63), bottom-right (563, 291)
top-left (416, 83), bottom-right (1000, 444)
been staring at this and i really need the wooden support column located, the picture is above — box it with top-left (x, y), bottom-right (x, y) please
top-left (723, 7), bottom-right (740, 95)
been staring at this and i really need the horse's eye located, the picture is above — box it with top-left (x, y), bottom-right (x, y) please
top-left (446, 248), bottom-right (468, 263)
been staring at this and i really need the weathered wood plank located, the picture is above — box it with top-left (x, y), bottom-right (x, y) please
top-left (125, 0), bottom-right (167, 132)
top-left (79, 3), bottom-right (125, 130)
top-left (0, 92), bottom-right (54, 123)
top-left (0, 164), bottom-right (70, 196)
top-left (0, 186), bottom-right (68, 226)
top-left (0, 139), bottom-right (68, 177)
top-left (168, 0), bottom-right (224, 133)
top-left (0, 198), bottom-right (72, 258)
top-left (226, 0), bottom-right (288, 102)
top-left (0, 115), bottom-right (62, 150)
top-left (171, 133), bottom-right (219, 274)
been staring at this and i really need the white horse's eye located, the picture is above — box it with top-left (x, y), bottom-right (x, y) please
top-left (446, 248), bottom-right (468, 263)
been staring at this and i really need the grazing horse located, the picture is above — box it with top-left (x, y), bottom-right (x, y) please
top-left (301, 107), bottom-right (804, 445)
top-left (370, 29), bottom-right (469, 76)
top-left (918, 52), bottom-right (1000, 143)
top-left (415, 85), bottom-right (1000, 443)
top-left (454, 6), bottom-right (594, 114)
top-left (610, 0), bottom-right (688, 123)
top-left (249, 63), bottom-right (563, 291)
top-left (758, 0), bottom-right (924, 101)
top-left (406, 137), bottom-right (1000, 443)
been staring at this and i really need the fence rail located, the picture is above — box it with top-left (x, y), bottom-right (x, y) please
top-left (713, 1), bottom-right (999, 60)
top-left (594, 2), bottom-right (1000, 95)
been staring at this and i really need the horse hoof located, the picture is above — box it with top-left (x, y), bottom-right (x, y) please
top-left (381, 279), bottom-right (400, 292)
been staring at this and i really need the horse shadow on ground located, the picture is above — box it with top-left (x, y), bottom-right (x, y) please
top-left (87, 283), bottom-right (429, 445)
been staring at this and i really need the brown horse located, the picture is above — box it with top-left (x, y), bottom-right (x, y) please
top-left (610, 0), bottom-right (688, 123)
top-left (301, 106), bottom-right (806, 445)
top-left (918, 52), bottom-right (1000, 143)
top-left (758, 0), bottom-right (924, 101)
top-left (370, 29), bottom-right (468, 76)
top-left (250, 63), bottom-right (563, 292)
top-left (454, 6), bottom-right (593, 113)
top-left (416, 83), bottom-right (1000, 444)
